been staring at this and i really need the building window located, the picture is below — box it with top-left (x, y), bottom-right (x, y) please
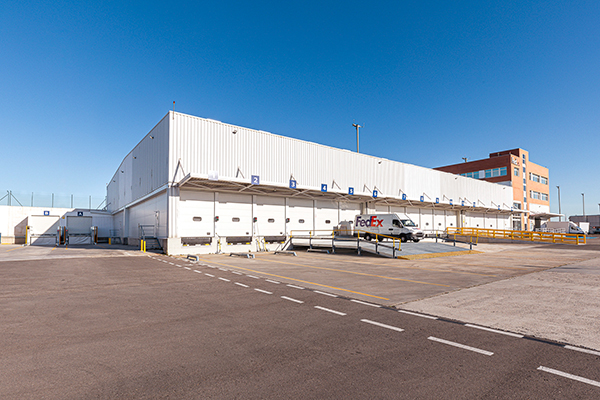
top-left (540, 176), bottom-right (548, 185)
top-left (298, 219), bottom-right (305, 223)
top-left (193, 217), bottom-right (202, 222)
top-left (513, 202), bottom-right (521, 210)
top-left (267, 218), bottom-right (275, 223)
top-left (541, 193), bottom-right (548, 201)
top-left (232, 217), bottom-right (240, 222)
top-left (514, 168), bottom-right (519, 177)
top-left (325, 220), bottom-right (331, 224)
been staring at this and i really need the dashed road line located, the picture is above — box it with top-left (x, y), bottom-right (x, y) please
top-left (265, 279), bottom-right (280, 284)
top-left (428, 336), bottom-right (494, 356)
top-left (465, 324), bottom-right (524, 338)
top-left (351, 299), bottom-right (381, 308)
top-left (281, 296), bottom-right (304, 304)
top-left (314, 290), bottom-right (338, 298)
top-left (398, 310), bottom-right (438, 320)
top-left (247, 275), bottom-right (260, 279)
top-left (537, 366), bottom-right (600, 388)
top-left (361, 319), bottom-right (404, 332)
top-left (254, 288), bottom-right (273, 295)
top-left (235, 282), bottom-right (249, 288)
top-left (564, 345), bottom-right (600, 356)
top-left (193, 270), bottom-right (202, 273)
top-left (205, 273), bottom-right (215, 277)
top-left (314, 306), bottom-right (346, 316)
top-left (231, 271), bottom-right (242, 275)
top-left (184, 267), bottom-right (192, 270)
top-left (286, 284), bottom-right (305, 290)
top-left (218, 277), bottom-right (230, 282)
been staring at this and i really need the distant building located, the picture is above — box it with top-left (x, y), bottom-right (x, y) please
top-left (435, 149), bottom-right (552, 231)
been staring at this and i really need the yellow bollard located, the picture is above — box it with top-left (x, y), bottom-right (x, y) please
top-left (108, 237), bottom-right (111, 245)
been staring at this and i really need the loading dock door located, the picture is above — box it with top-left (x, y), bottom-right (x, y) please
top-left (178, 190), bottom-right (215, 238)
top-left (254, 196), bottom-right (285, 238)
top-left (28, 215), bottom-right (60, 245)
top-left (286, 198), bottom-right (314, 234)
top-left (217, 193), bottom-right (252, 238)
top-left (67, 216), bottom-right (93, 244)
top-left (315, 200), bottom-right (339, 232)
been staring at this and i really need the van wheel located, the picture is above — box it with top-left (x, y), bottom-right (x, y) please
top-left (364, 234), bottom-right (371, 241)
top-left (413, 239), bottom-right (420, 243)
top-left (400, 235), bottom-right (407, 243)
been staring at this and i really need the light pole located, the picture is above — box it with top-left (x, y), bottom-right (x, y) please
top-left (352, 123), bottom-right (362, 153)
top-left (556, 186), bottom-right (561, 221)
top-left (582, 193), bottom-right (585, 218)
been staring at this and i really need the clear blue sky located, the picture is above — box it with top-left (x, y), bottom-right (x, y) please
top-left (1, 1), bottom-right (599, 216)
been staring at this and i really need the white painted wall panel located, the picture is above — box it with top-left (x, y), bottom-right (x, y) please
top-left (127, 194), bottom-right (167, 238)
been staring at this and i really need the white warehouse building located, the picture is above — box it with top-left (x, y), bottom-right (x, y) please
top-left (107, 111), bottom-right (515, 255)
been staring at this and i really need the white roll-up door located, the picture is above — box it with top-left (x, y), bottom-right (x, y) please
top-left (315, 200), bottom-right (338, 232)
top-left (217, 193), bottom-right (252, 237)
top-left (286, 198), bottom-right (314, 234)
top-left (433, 210), bottom-right (446, 232)
top-left (254, 196), bottom-right (285, 237)
top-left (178, 190), bottom-right (215, 237)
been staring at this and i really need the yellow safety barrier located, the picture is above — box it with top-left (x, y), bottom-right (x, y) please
top-left (141, 240), bottom-right (146, 252)
top-left (446, 227), bottom-right (586, 245)
top-left (290, 229), bottom-right (402, 252)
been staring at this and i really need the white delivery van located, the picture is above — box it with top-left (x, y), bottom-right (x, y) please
top-left (354, 214), bottom-right (424, 242)
top-left (540, 221), bottom-right (585, 234)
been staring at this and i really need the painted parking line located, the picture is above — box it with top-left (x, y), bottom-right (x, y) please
top-left (235, 282), bottom-right (249, 288)
top-left (314, 290), bottom-right (338, 298)
top-left (428, 336), bottom-right (494, 356)
top-left (254, 288), bottom-right (273, 295)
top-left (193, 270), bottom-right (202, 273)
top-left (231, 271), bottom-right (243, 275)
top-left (265, 279), bottom-right (280, 284)
top-left (205, 273), bottom-right (215, 277)
top-left (247, 275), bottom-right (260, 279)
top-left (398, 310), bottom-right (438, 320)
top-left (184, 267), bottom-right (192, 270)
top-left (537, 366), bottom-right (600, 388)
top-left (314, 306), bottom-right (346, 316)
top-left (287, 284), bottom-right (305, 290)
top-left (351, 299), bottom-right (381, 308)
top-left (281, 296), bottom-right (304, 304)
top-left (465, 324), bottom-right (524, 338)
top-left (218, 277), bottom-right (231, 282)
top-left (194, 258), bottom-right (389, 300)
top-left (361, 319), bottom-right (404, 332)
top-left (564, 345), bottom-right (600, 356)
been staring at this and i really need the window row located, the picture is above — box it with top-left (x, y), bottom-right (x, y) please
top-left (193, 217), bottom-right (332, 224)
top-left (529, 191), bottom-right (548, 201)
top-left (529, 172), bottom-right (548, 185)
top-left (460, 167), bottom-right (507, 180)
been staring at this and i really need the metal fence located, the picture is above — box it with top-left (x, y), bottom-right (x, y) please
top-left (0, 190), bottom-right (106, 210)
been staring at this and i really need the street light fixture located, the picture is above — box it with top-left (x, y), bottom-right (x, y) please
top-left (556, 186), bottom-right (561, 221)
top-left (352, 123), bottom-right (362, 153)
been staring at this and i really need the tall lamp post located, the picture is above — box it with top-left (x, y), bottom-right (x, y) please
top-left (556, 186), bottom-right (561, 221)
top-left (352, 123), bottom-right (362, 153)
top-left (582, 193), bottom-right (586, 220)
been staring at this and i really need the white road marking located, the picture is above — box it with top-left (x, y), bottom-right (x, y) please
top-left (184, 267), bottom-right (192, 270)
top-left (538, 366), bottom-right (600, 388)
top-left (314, 306), bottom-right (346, 316)
top-left (235, 282), bottom-right (249, 288)
top-left (218, 268), bottom-right (227, 271)
top-left (564, 345), bottom-right (600, 356)
top-left (176, 265), bottom-right (183, 267)
top-left (193, 270), bottom-right (202, 273)
top-left (397, 310), bottom-right (438, 320)
top-left (231, 271), bottom-right (243, 275)
top-left (361, 319), bottom-right (404, 332)
top-left (218, 277), bottom-right (230, 282)
top-left (314, 290), bottom-right (338, 298)
top-left (254, 288), bottom-right (273, 295)
top-left (351, 299), bottom-right (381, 308)
top-left (465, 324), bottom-right (524, 338)
top-left (286, 284), bottom-right (305, 290)
top-left (206, 265), bottom-right (216, 269)
top-left (265, 279), bottom-right (280, 284)
top-left (169, 262), bottom-right (175, 265)
top-left (428, 336), bottom-right (494, 356)
top-left (205, 273), bottom-right (215, 277)
top-left (247, 275), bottom-right (260, 279)
top-left (281, 296), bottom-right (304, 304)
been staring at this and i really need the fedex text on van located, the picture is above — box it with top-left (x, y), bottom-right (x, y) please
top-left (356, 215), bottom-right (383, 227)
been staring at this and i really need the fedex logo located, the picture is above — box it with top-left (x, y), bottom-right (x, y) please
top-left (356, 215), bottom-right (383, 227)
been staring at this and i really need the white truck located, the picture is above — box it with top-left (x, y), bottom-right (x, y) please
top-left (354, 214), bottom-right (424, 242)
top-left (540, 221), bottom-right (585, 235)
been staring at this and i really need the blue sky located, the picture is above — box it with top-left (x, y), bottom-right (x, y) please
top-left (1, 1), bottom-right (599, 216)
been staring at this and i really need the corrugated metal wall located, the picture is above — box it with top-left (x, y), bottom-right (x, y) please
top-left (169, 112), bottom-right (513, 209)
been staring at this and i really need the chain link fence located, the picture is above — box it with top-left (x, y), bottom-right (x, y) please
top-left (0, 190), bottom-right (106, 210)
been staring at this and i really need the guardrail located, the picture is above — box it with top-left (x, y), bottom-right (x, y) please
top-left (446, 227), bottom-right (586, 245)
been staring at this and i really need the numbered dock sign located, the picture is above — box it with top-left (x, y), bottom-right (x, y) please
top-left (251, 175), bottom-right (260, 185)
top-left (348, 187), bottom-right (354, 195)
top-left (321, 184), bottom-right (327, 192)
top-left (372, 190), bottom-right (378, 198)
top-left (289, 179), bottom-right (297, 189)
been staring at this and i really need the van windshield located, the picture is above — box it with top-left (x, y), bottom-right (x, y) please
top-left (401, 219), bottom-right (416, 227)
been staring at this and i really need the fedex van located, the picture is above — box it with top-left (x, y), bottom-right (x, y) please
top-left (354, 214), bottom-right (424, 242)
